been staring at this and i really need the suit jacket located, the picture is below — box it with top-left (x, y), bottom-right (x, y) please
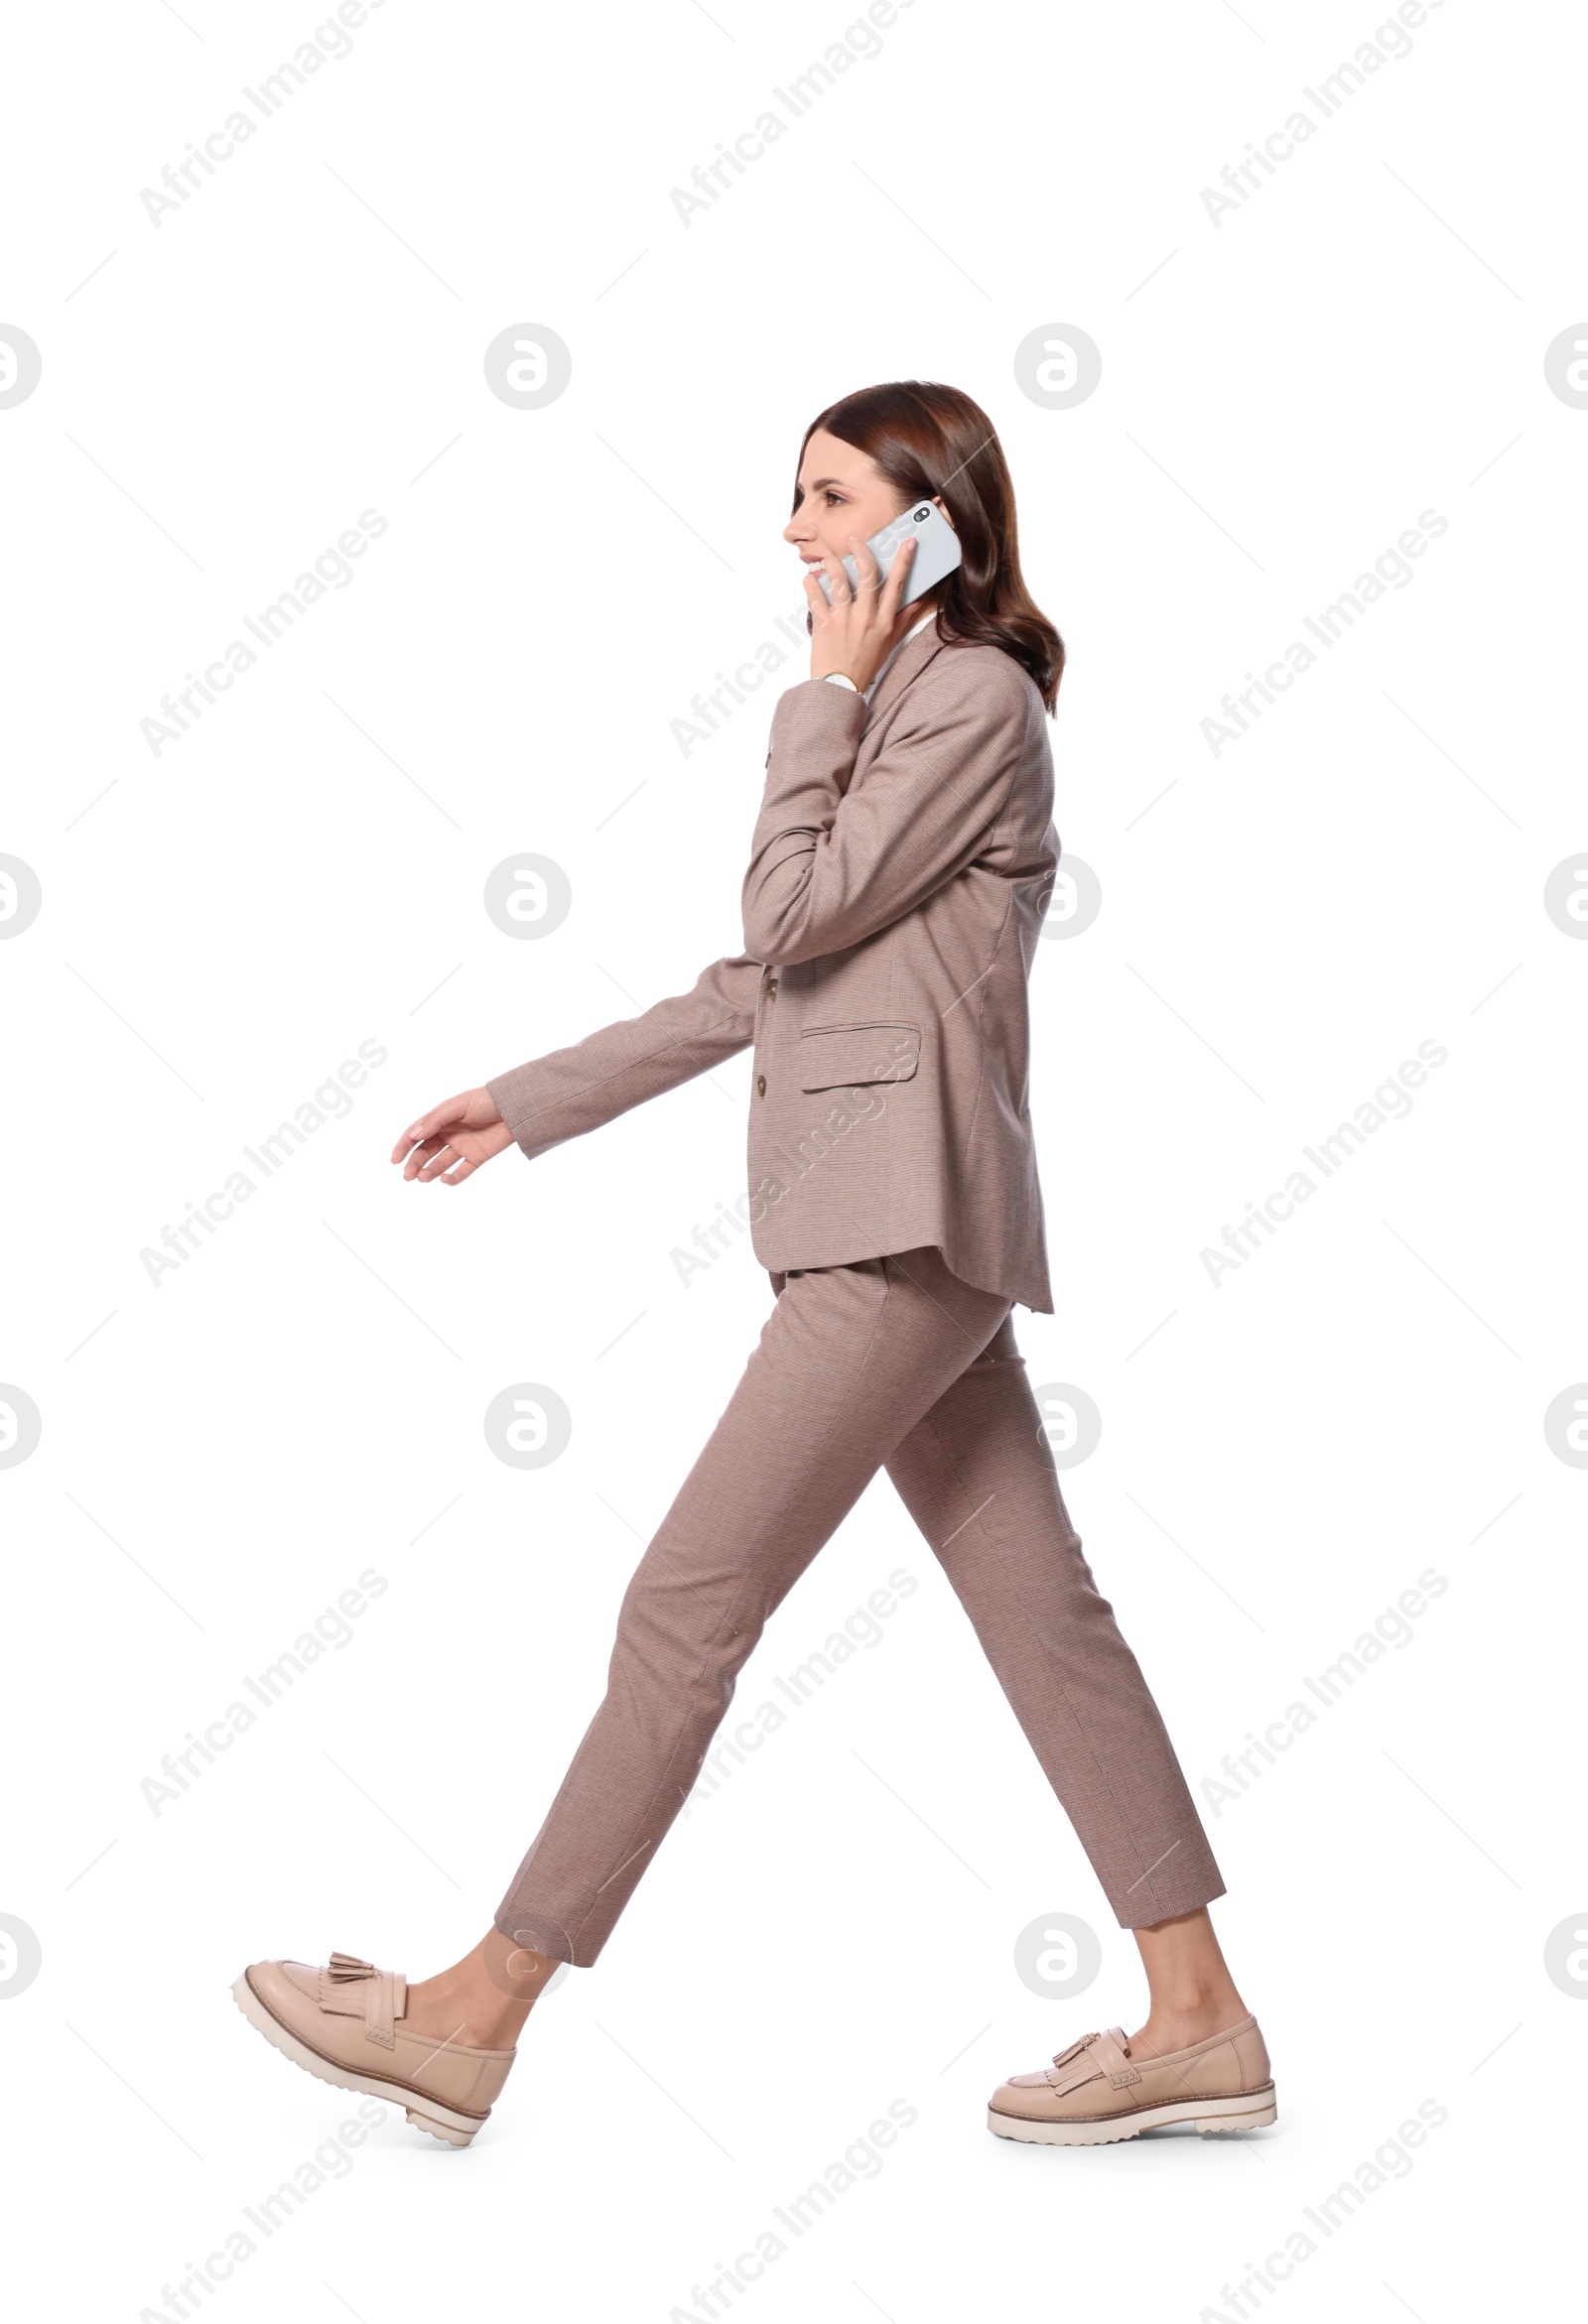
top-left (487, 624), bottom-right (1060, 1312)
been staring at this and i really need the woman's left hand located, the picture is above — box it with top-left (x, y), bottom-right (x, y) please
top-left (805, 531), bottom-right (920, 694)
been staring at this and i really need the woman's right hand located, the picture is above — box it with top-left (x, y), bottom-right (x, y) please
top-left (391, 1088), bottom-right (515, 1184)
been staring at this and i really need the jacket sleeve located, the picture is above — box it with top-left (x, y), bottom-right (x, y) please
top-left (740, 657), bottom-right (1033, 967)
top-left (486, 952), bottom-right (762, 1162)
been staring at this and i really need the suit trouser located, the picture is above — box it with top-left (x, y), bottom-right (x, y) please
top-left (495, 1245), bottom-right (1224, 1965)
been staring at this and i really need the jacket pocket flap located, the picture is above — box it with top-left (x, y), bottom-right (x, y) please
top-left (798, 1022), bottom-right (921, 1092)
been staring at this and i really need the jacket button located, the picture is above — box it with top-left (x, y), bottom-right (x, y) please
top-left (767, 978), bottom-right (779, 999)
top-left (756, 1075), bottom-right (766, 1097)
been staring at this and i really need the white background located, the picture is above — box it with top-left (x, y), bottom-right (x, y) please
top-left (2, 0), bottom-right (1582, 2316)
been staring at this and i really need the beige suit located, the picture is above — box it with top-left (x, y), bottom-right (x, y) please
top-left (487, 625), bottom-right (1058, 1312)
top-left (488, 631), bottom-right (1225, 1966)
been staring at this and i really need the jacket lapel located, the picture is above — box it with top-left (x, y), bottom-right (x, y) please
top-left (860, 621), bottom-right (949, 747)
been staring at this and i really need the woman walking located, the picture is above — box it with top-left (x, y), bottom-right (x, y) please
top-left (233, 380), bottom-right (1273, 2149)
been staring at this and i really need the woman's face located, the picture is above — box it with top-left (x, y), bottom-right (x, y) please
top-left (784, 429), bottom-right (912, 576)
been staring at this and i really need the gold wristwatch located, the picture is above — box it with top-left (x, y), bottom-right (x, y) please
top-left (821, 672), bottom-right (860, 692)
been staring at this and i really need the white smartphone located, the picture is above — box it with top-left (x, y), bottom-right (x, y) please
top-left (816, 498), bottom-right (962, 607)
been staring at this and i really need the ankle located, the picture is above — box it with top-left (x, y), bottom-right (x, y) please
top-left (1151, 1981), bottom-right (1244, 2020)
top-left (409, 1929), bottom-right (563, 2050)
top-left (1129, 1908), bottom-right (1247, 2040)
top-left (1133, 1991), bottom-right (1246, 2046)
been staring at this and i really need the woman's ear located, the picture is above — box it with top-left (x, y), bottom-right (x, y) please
top-left (932, 494), bottom-right (956, 530)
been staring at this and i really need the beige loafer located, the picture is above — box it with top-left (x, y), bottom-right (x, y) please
top-left (231, 1951), bottom-right (516, 2147)
top-left (988, 2014), bottom-right (1276, 2145)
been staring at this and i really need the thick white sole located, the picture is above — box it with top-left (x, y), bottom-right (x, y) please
top-left (988, 2084), bottom-right (1277, 2146)
top-left (230, 1972), bottom-right (487, 2148)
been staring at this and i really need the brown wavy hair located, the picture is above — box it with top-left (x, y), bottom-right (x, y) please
top-left (794, 380), bottom-right (1064, 712)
